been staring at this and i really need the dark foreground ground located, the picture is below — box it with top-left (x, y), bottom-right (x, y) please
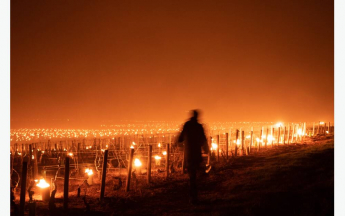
top-left (14, 135), bottom-right (334, 216)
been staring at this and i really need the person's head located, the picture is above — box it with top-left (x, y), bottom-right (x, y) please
top-left (190, 109), bottom-right (199, 120)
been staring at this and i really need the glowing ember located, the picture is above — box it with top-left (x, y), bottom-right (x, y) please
top-left (134, 158), bottom-right (142, 167)
top-left (162, 151), bottom-right (167, 155)
top-left (85, 168), bottom-right (93, 176)
top-left (36, 179), bottom-right (50, 189)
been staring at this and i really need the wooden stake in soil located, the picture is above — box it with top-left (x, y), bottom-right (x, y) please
top-left (166, 143), bottom-right (170, 179)
top-left (33, 148), bottom-right (38, 179)
top-left (235, 130), bottom-right (239, 156)
top-left (241, 131), bottom-right (244, 156)
top-left (265, 127), bottom-right (268, 148)
top-left (278, 127), bottom-right (281, 146)
top-left (100, 150), bottom-right (108, 200)
top-left (250, 128), bottom-right (253, 154)
top-left (126, 148), bottom-right (134, 192)
top-left (272, 127), bottom-right (275, 147)
top-left (283, 126), bottom-right (286, 145)
top-left (19, 161), bottom-right (28, 216)
top-left (147, 145), bottom-right (152, 184)
top-left (216, 134), bottom-right (220, 162)
top-left (225, 133), bottom-right (229, 160)
top-left (64, 157), bottom-right (70, 210)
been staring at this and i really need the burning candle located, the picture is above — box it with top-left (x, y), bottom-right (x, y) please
top-left (36, 178), bottom-right (50, 202)
top-left (134, 158), bottom-right (142, 174)
top-left (154, 155), bottom-right (161, 165)
top-left (85, 168), bottom-right (94, 185)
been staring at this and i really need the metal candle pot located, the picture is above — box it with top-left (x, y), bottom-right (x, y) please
top-left (36, 179), bottom-right (50, 201)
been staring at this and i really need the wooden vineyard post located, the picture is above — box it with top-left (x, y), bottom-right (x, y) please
top-left (250, 128), bottom-right (253, 154)
top-left (272, 127), bottom-right (275, 147)
top-left (225, 133), bottom-right (229, 160)
top-left (265, 127), bottom-right (268, 148)
top-left (318, 122), bottom-right (320, 135)
top-left (33, 148), bottom-right (38, 179)
top-left (19, 161), bottom-right (28, 216)
top-left (312, 122), bottom-right (315, 136)
top-left (287, 125), bottom-right (291, 145)
top-left (216, 134), bottom-right (220, 162)
top-left (126, 148), bottom-right (134, 192)
top-left (259, 128), bottom-right (262, 151)
top-left (278, 127), bottom-right (281, 146)
top-left (147, 145), bottom-right (152, 184)
top-left (328, 122), bottom-right (330, 133)
top-left (241, 131), bottom-right (244, 156)
top-left (64, 157), bottom-right (70, 210)
top-left (100, 150), bottom-right (108, 200)
top-left (166, 143), bottom-right (170, 179)
top-left (324, 123), bottom-right (326, 135)
top-left (182, 149), bottom-right (186, 174)
top-left (283, 126), bottom-right (286, 145)
top-left (29, 144), bottom-right (32, 177)
top-left (235, 130), bottom-right (239, 157)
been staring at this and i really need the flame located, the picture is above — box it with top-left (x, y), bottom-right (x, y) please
top-left (276, 122), bottom-right (283, 127)
top-left (134, 158), bottom-right (142, 167)
top-left (158, 143), bottom-right (161, 148)
top-left (32, 155), bottom-right (34, 159)
top-left (297, 129), bottom-right (303, 136)
top-left (211, 143), bottom-right (218, 150)
top-left (130, 145), bottom-right (134, 149)
top-left (267, 135), bottom-right (275, 142)
top-left (154, 155), bottom-right (161, 160)
top-left (36, 179), bottom-right (50, 189)
top-left (320, 122), bottom-right (325, 125)
top-left (162, 151), bottom-right (167, 155)
top-left (85, 168), bottom-right (93, 176)
top-left (68, 152), bottom-right (73, 157)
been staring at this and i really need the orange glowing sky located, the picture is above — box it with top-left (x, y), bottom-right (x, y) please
top-left (10, 0), bottom-right (333, 128)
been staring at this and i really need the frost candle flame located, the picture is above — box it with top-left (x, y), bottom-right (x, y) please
top-left (36, 178), bottom-right (50, 201)
top-left (154, 155), bottom-right (161, 165)
top-left (85, 168), bottom-right (94, 185)
top-left (134, 158), bottom-right (142, 167)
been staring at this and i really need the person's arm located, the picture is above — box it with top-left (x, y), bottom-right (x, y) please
top-left (200, 125), bottom-right (209, 154)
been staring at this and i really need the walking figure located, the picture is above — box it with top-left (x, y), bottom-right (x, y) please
top-left (177, 110), bottom-right (209, 204)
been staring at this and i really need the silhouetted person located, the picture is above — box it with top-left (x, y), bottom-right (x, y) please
top-left (177, 110), bottom-right (209, 204)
